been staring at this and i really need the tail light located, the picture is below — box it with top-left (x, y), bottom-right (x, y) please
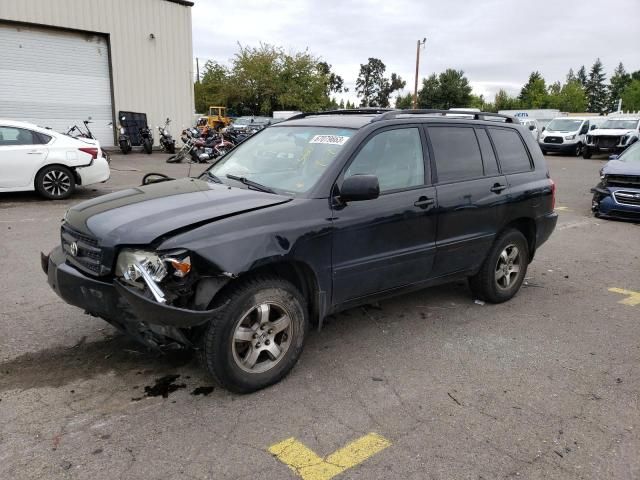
top-left (550, 178), bottom-right (556, 210)
top-left (79, 147), bottom-right (99, 160)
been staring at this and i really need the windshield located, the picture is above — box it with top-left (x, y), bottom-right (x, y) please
top-left (546, 119), bottom-right (583, 131)
top-left (205, 126), bottom-right (355, 195)
top-left (601, 119), bottom-right (639, 130)
top-left (618, 142), bottom-right (640, 163)
top-left (233, 117), bottom-right (252, 125)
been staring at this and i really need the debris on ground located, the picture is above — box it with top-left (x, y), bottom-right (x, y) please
top-left (143, 375), bottom-right (186, 398)
top-left (191, 386), bottom-right (215, 396)
top-left (474, 299), bottom-right (485, 305)
top-left (371, 377), bottom-right (384, 382)
top-left (61, 461), bottom-right (72, 470)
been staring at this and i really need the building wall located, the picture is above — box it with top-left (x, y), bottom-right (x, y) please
top-left (1, 0), bottom-right (194, 144)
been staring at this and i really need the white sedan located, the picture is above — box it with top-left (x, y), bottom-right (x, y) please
top-left (0, 119), bottom-right (110, 199)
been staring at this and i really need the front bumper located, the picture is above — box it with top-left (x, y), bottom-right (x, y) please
top-left (43, 246), bottom-right (220, 348)
top-left (591, 186), bottom-right (640, 220)
top-left (539, 141), bottom-right (578, 153)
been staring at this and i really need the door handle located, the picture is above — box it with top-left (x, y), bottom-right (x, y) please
top-left (490, 183), bottom-right (506, 193)
top-left (414, 196), bottom-right (435, 209)
top-left (27, 150), bottom-right (44, 154)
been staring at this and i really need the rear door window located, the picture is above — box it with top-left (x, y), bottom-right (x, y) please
top-left (428, 126), bottom-right (483, 183)
top-left (0, 126), bottom-right (38, 146)
top-left (488, 128), bottom-right (532, 174)
top-left (475, 128), bottom-right (500, 176)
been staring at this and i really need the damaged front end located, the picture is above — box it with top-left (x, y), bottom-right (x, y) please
top-left (590, 171), bottom-right (640, 220)
top-left (43, 245), bottom-right (232, 350)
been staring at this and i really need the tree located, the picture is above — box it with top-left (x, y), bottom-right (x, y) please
top-left (395, 92), bottom-right (413, 109)
top-left (338, 99), bottom-right (345, 109)
top-left (317, 61), bottom-right (346, 96)
top-left (577, 65), bottom-right (588, 87)
top-left (416, 69), bottom-right (472, 109)
top-left (493, 89), bottom-right (520, 111)
top-left (355, 58), bottom-right (405, 107)
top-left (519, 71), bottom-right (548, 108)
top-left (566, 68), bottom-right (576, 83)
top-left (620, 79), bottom-right (640, 111)
top-left (585, 58), bottom-right (608, 113)
top-left (194, 61), bottom-right (230, 113)
top-left (559, 80), bottom-right (587, 112)
top-left (609, 62), bottom-right (631, 111)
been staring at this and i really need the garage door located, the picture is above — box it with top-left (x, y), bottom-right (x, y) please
top-left (0, 23), bottom-right (114, 146)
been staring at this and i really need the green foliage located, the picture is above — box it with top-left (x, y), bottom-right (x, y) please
top-left (519, 71), bottom-right (548, 108)
top-left (577, 66), bottom-right (588, 87)
top-left (193, 43), bottom-right (344, 116)
top-left (416, 69), bottom-right (472, 109)
top-left (586, 58), bottom-right (608, 113)
top-left (620, 79), bottom-right (640, 111)
top-left (493, 89), bottom-right (520, 111)
top-left (609, 62), bottom-right (631, 111)
top-left (395, 93), bottom-right (413, 109)
top-left (355, 58), bottom-right (405, 107)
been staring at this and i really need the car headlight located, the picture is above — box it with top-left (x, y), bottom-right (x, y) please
top-left (115, 249), bottom-right (191, 287)
top-left (539, 132), bottom-right (545, 139)
top-left (565, 134), bottom-right (576, 140)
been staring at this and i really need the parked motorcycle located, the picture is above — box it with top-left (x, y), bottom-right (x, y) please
top-left (65, 117), bottom-right (111, 163)
top-left (139, 125), bottom-right (153, 154)
top-left (118, 116), bottom-right (132, 154)
top-left (158, 118), bottom-right (176, 154)
top-left (166, 127), bottom-right (234, 164)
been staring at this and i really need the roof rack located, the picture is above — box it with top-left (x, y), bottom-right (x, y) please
top-left (285, 108), bottom-right (395, 121)
top-left (372, 109), bottom-right (519, 123)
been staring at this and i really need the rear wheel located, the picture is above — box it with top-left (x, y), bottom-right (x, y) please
top-left (35, 165), bottom-right (75, 200)
top-left (167, 143), bottom-right (176, 154)
top-left (198, 276), bottom-right (308, 393)
top-left (142, 139), bottom-right (153, 154)
top-left (469, 229), bottom-right (529, 303)
top-left (119, 139), bottom-right (130, 154)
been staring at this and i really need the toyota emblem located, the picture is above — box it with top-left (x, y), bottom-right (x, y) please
top-left (70, 242), bottom-right (79, 257)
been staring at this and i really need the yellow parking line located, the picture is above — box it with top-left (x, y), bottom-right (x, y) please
top-left (268, 433), bottom-right (391, 480)
top-left (555, 206), bottom-right (570, 212)
top-left (608, 288), bottom-right (640, 306)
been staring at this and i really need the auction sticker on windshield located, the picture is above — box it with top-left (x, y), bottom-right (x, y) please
top-left (309, 135), bottom-right (350, 145)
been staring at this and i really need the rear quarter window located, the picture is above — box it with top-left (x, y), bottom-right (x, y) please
top-left (428, 126), bottom-right (483, 183)
top-left (488, 128), bottom-right (532, 174)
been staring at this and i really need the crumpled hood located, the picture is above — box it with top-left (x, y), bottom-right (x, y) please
top-left (590, 128), bottom-right (636, 137)
top-left (64, 177), bottom-right (291, 246)
top-left (602, 160), bottom-right (640, 176)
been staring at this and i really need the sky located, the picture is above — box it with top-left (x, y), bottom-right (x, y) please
top-left (191, 0), bottom-right (640, 105)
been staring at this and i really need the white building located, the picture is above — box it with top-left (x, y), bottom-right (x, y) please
top-left (0, 0), bottom-right (194, 147)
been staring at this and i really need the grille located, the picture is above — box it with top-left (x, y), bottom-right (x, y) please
top-left (605, 175), bottom-right (640, 188)
top-left (60, 224), bottom-right (106, 275)
top-left (596, 136), bottom-right (620, 148)
top-left (544, 136), bottom-right (563, 144)
top-left (613, 191), bottom-right (640, 206)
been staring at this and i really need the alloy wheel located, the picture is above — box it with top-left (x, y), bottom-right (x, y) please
top-left (495, 244), bottom-right (521, 290)
top-left (231, 302), bottom-right (293, 373)
top-left (42, 170), bottom-right (71, 198)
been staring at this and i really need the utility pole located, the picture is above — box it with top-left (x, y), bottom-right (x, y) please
top-left (413, 38), bottom-right (426, 109)
top-left (196, 57), bottom-right (200, 83)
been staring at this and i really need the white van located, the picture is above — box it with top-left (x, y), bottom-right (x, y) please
top-left (539, 117), bottom-right (596, 156)
top-left (519, 118), bottom-right (541, 140)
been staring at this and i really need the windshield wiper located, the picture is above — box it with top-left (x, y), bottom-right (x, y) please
top-left (206, 171), bottom-right (223, 183)
top-left (226, 174), bottom-right (276, 194)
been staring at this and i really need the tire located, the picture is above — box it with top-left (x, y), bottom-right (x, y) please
top-left (198, 276), bottom-right (308, 393)
top-left (167, 143), bottom-right (176, 154)
top-left (142, 139), bottom-right (153, 154)
top-left (582, 147), bottom-right (592, 159)
top-left (119, 140), bottom-right (130, 154)
top-left (166, 153), bottom-right (183, 164)
top-left (469, 228), bottom-right (529, 303)
top-left (574, 142), bottom-right (583, 157)
top-left (540, 149), bottom-right (547, 155)
top-left (35, 165), bottom-right (76, 200)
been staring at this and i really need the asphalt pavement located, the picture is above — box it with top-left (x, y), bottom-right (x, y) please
top-left (1, 151), bottom-right (638, 479)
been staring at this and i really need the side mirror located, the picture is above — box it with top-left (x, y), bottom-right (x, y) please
top-left (541, 126), bottom-right (546, 132)
top-left (609, 154), bottom-right (619, 160)
top-left (590, 125), bottom-right (597, 130)
top-left (340, 175), bottom-right (380, 202)
top-left (528, 125), bottom-right (535, 131)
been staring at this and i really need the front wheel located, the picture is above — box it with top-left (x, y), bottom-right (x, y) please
top-left (198, 276), bottom-right (308, 393)
top-left (469, 229), bottom-right (529, 303)
top-left (582, 147), bottom-right (592, 159)
top-left (574, 142), bottom-right (583, 157)
top-left (142, 139), bottom-right (153, 154)
top-left (119, 139), bottom-right (131, 154)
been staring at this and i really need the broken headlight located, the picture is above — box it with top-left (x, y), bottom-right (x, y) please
top-left (115, 249), bottom-right (191, 287)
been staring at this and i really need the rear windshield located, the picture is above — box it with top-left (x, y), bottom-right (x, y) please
top-left (207, 126), bottom-right (355, 195)
top-left (619, 143), bottom-right (640, 163)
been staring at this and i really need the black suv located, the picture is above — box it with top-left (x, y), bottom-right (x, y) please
top-left (42, 109), bottom-right (557, 393)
